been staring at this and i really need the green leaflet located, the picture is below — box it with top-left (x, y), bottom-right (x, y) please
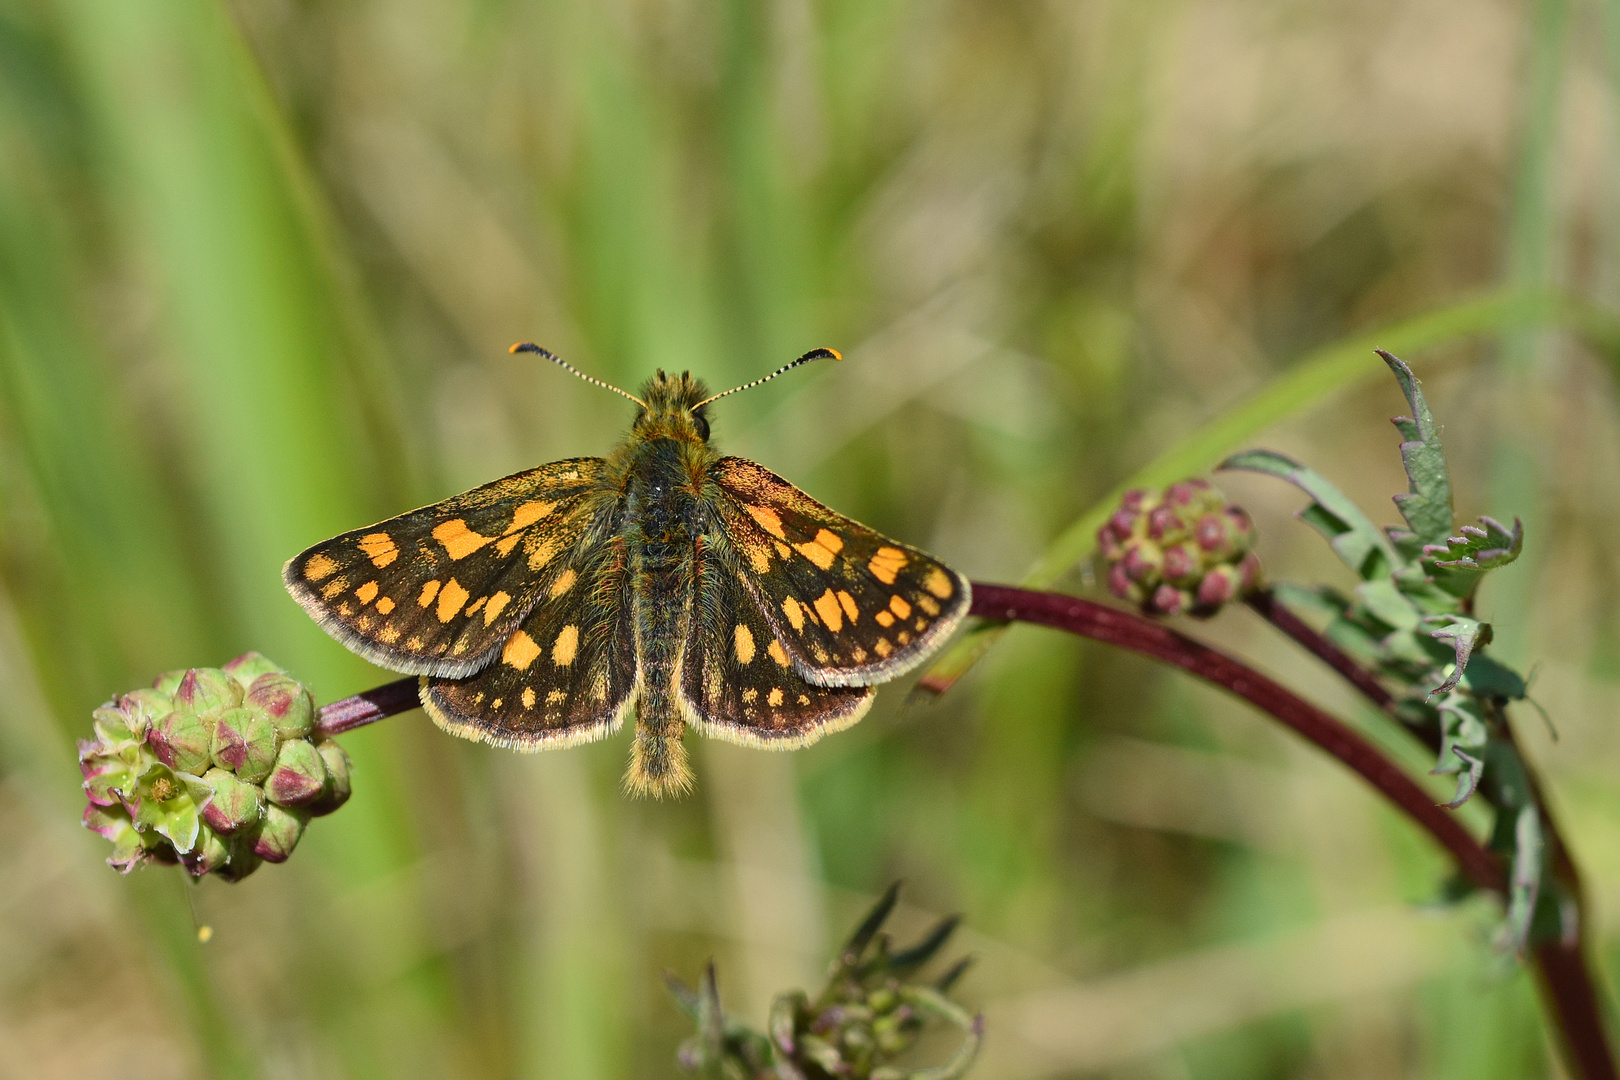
top-left (1430, 516), bottom-right (1525, 572)
top-left (1220, 449), bottom-right (1401, 580)
top-left (1426, 615), bottom-right (1494, 698)
top-left (1378, 350), bottom-right (1455, 549)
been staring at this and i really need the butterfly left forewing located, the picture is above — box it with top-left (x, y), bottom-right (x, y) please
top-left (708, 457), bottom-right (971, 688)
top-left (284, 459), bottom-right (607, 677)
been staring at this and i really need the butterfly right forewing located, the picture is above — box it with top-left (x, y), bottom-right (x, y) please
top-left (707, 457), bottom-right (971, 689)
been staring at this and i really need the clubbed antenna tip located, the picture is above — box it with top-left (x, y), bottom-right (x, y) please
top-left (694, 346), bottom-right (843, 408)
top-left (509, 341), bottom-right (647, 408)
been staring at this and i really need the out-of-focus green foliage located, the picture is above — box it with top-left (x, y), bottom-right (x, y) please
top-left (2, 0), bottom-right (1619, 1077)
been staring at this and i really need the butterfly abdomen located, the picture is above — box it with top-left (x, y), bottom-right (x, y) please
top-left (624, 441), bottom-right (702, 796)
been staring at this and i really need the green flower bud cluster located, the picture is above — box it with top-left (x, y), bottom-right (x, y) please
top-left (1096, 478), bottom-right (1260, 617)
top-left (669, 884), bottom-right (981, 1080)
top-left (79, 652), bottom-right (351, 880)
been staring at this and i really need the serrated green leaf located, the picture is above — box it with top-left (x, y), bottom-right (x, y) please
top-left (1440, 748), bottom-right (1485, 810)
top-left (1426, 615), bottom-right (1493, 698)
top-left (1432, 695), bottom-right (1490, 809)
top-left (1378, 351), bottom-right (1455, 545)
top-left (1426, 515), bottom-right (1524, 571)
top-left (1221, 449), bottom-right (1400, 579)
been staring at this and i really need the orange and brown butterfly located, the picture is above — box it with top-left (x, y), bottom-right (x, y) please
top-left (283, 345), bottom-right (971, 797)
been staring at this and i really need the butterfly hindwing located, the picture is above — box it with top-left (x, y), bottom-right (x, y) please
top-left (709, 457), bottom-right (971, 688)
top-left (679, 535), bottom-right (875, 746)
top-left (284, 459), bottom-right (608, 678)
top-left (421, 537), bottom-right (637, 748)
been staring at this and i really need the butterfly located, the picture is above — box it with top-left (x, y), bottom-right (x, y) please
top-left (283, 345), bottom-right (971, 797)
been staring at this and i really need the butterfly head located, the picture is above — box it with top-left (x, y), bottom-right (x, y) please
top-left (635, 370), bottom-right (714, 442)
top-left (510, 342), bottom-right (843, 446)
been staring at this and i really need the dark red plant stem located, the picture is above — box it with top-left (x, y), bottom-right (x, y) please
top-left (315, 677), bottom-right (419, 737)
top-left (966, 583), bottom-right (1504, 890)
top-left (1537, 940), bottom-right (1618, 1080)
top-left (1245, 589), bottom-right (1396, 710)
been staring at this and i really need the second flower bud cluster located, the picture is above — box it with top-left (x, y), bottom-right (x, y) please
top-left (1096, 479), bottom-right (1260, 617)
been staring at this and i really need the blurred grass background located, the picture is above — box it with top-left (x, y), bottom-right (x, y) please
top-left (2, 0), bottom-right (1620, 1077)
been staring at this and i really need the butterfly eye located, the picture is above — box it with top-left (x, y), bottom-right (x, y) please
top-left (692, 412), bottom-right (711, 440)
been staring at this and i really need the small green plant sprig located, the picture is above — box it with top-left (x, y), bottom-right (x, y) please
top-left (1219, 352), bottom-right (1553, 949)
top-left (666, 884), bottom-right (982, 1080)
top-left (79, 652), bottom-right (352, 880)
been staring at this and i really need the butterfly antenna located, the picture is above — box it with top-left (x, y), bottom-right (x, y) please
top-left (694, 347), bottom-right (842, 408)
top-left (510, 342), bottom-right (647, 408)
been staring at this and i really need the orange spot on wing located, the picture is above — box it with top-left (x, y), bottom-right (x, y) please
top-left (917, 595), bottom-right (941, 616)
top-left (521, 687), bottom-right (536, 709)
top-left (376, 597), bottom-right (395, 614)
top-left (526, 536), bottom-right (560, 571)
top-left (796, 530), bottom-right (842, 570)
top-left (505, 500), bottom-right (556, 534)
top-left (356, 581), bottom-right (379, 605)
top-left (767, 688), bottom-right (784, 707)
top-left (357, 533), bottom-right (398, 568)
top-left (873, 638), bottom-right (893, 658)
top-left (303, 553), bottom-right (338, 582)
top-left (837, 590), bottom-right (859, 622)
top-left (484, 591), bottom-right (512, 625)
top-left (321, 577), bottom-right (348, 600)
top-left (419, 580), bottom-right (441, 607)
top-left (436, 578), bottom-right (469, 622)
top-left (767, 640), bottom-right (790, 667)
top-left (867, 547), bottom-right (907, 585)
top-left (888, 595), bottom-right (911, 619)
top-left (549, 569), bottom-right (577, 597)
top-left (503, 630), bottom-right (541, 670)
top-left (378, 625), bottom-right (401, 644)
top-left (813, 589), bottom-right (844, 632)
top-left (745, 504), bottom-right (788, 540)
top-left (552, 625), bottom-right (579, 666)
top-left (464, 596), bottom-right (486, 616)
top-left (782, 596), bottom-right (805, 632)
top-left (433, 519), bottom-right (493, 561)
top-left (734, 624), bottom-right (756, 664)
top-left (746, 544), bottom-right (771, 573)
top-left (496, 534), bottom-right (522, 557)
top-left (875, 610), bottom-right (895, 628)
top-left (924, 568), bottom-right (954, 598)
